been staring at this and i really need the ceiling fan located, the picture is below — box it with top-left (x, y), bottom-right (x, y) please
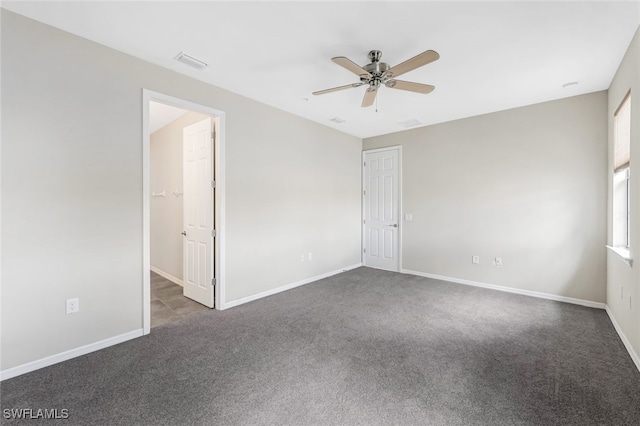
top-left (313, 49), bottom-right (440, 107)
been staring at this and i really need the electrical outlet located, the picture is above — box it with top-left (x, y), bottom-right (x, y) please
top-left (472, 256), bottom-right (480, 265)
top-left (308, 252), bottom-right (313, 261)
top-left (300, 254), bottom-right (305, 262)
top-left (494, 257), bottom-right (503, 267)
top-left (404, 213), bottom-right (413, 221)
top-left (66, 298), bottom-right (79, 314)
top-left (621, 285), bottom-right (624, 300)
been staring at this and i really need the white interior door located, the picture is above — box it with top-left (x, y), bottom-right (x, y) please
top-left (363, 148), bottom-right (400, 271)
top-left (183, 118), bottom-right (214, 308)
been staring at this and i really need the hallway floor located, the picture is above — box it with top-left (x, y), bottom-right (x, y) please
top-left (151, 271), bottom-right (209, 327)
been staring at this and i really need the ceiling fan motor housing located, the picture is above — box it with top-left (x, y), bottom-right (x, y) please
top-left (362, 50), bottom-right (391, 88)
top-left (364, 50), bottom-right (390, 77)
top-left (363, 61), bottom-right (390, 76)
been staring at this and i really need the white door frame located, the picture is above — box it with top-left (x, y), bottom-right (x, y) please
top-left (142, 89), bottom-right (226, 335)
top-left (362, 145), bottom-right (403, 272)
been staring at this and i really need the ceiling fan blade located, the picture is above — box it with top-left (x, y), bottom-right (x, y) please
top-left (332, 56), bottom-right (372, 77)
top-left (361, 87), bottom-right (378, 107)
top-left (312, 82), bottom-right (364, 95)
top-left (385, 80), bottom-right (435, 94)
top-left (383, 50), bottom-right (439, 79)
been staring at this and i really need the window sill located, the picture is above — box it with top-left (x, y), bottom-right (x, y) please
top-left (606, 246), bottom-right (633, 267)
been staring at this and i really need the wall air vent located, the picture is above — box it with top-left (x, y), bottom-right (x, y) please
top-left (174, 52), bottom-right (208, 70)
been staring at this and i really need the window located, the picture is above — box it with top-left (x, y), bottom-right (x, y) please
top-left (613, 92), bottom-right (631, 250)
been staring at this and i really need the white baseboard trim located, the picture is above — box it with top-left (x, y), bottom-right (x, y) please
top-left (151, 266), bottom-right (184, 287)
top-left (0, 329), bottom-right (143, 381)
top-left (605, 306), bottom-right (640, 372)
top-left (221, 263), bottom-right (362, 310)
top-left (402, 269), bottom-right (606, 310)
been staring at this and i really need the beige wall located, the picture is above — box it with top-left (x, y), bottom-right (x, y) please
top-left (364, 92), bottom-right (608, 303)
top-left (1, 11), bottom-right (362, 371)
top-left (150, 111), bottom-right (209, 281)
top-left (607, 27), bottom-right (640, 363)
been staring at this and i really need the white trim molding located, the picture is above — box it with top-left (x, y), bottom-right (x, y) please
top-left (221, 263), bottom-right (362, 310)
top-left (0, 329), bottom-right (143, 381)
top-left (402, 269), bottom-right (606, 310)
top-left (606, 245), bottom-right (633, 267)
top-left (605, 306), bottom-right (640, 372)
top-left (150, 266), bottom-right (184, 287)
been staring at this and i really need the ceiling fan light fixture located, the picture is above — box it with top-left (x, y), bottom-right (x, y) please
top-left (174, 51), bottom-right (208, 70)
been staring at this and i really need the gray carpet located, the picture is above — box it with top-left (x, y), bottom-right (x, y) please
top-left (2, 267), bottom-right (640, 425)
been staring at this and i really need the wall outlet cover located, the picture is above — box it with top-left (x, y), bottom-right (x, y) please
top-left (66, 298), bottom-right (79, 314)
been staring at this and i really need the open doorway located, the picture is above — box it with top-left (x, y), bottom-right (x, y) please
top-left (149, 102), bottom-right (212, 326)
top-left (142, 90), bottom-right (226, 334)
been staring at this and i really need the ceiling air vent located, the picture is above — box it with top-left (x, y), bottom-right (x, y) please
top-left (397, 119), bottom-right (422, 128)
top-left (329, 117), bottom-right (346, 124)
top-left (174, 52), bottom-right (208, 70)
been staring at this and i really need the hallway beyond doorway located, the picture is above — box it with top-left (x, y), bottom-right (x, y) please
top-left (150, 271), bottom-right (208, 327)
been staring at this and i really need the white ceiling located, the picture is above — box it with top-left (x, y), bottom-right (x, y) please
top-left (4, 1), bottom-right (640, 138)
top-left (149, 102), bottom-right (188, 134)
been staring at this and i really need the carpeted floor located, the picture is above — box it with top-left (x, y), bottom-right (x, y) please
top-left (2, 267), bottom-right (640, 425)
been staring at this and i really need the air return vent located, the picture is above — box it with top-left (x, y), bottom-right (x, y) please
top-left (397, 119), bottom-right (422, 128)
top-left (174, 52), bottom-right (208, 70)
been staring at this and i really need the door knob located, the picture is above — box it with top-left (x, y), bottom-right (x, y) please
top-left (391, 224), bottom-right (398, 228)
top-left (181, 231), bottom-right (187, 236)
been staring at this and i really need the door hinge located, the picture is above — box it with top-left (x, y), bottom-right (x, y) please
top-left (363, 190), bottom-right (366, 196)
top-left (212, 278), bottom-right (216, 287)
top-left (363, 161), bottom-right (366, 167)
top-left (211, 130), bottom-right (216, 140)
top-left (363, 248), bottom-right (367, 253)
top-left (211, 229), bottom-right (217, 237)
top-left (211, 180), bottom-right (216, 188)
top-left (363, 219), bottom-right (366, 224)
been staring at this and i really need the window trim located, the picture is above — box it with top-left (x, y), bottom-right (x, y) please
top-left (607, 245), bottom-right (633, 267)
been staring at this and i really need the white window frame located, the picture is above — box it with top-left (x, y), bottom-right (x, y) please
top-left (613, 166), bottom-right (630, 248)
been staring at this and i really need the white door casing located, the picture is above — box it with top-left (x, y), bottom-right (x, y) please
top-left (363, 147), bottom-right (401, 272)
top-left (183, 118), bottom-right (215, 308)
